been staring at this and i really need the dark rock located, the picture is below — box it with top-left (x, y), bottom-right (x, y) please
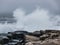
top-left (14, 30), bottom-right (28, 35)
top-left (0, 36), bottom-right (9, 44)
top-left (1, 30), bottom-right (60, 45)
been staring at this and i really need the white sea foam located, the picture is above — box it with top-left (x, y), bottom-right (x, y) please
top-left (0, 7), bottom-right (60, 33)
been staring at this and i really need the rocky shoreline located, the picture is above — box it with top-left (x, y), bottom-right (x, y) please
top-left (0, 30), bottom-right (60, 45)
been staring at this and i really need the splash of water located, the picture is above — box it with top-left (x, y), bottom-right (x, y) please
top-left (13, 7), bottom-right (55, 32)
top-left (0, 7), bottom-right (60, 33)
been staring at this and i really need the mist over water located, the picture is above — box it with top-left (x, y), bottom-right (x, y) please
top-left (0, 7), bottom-right (60, 33)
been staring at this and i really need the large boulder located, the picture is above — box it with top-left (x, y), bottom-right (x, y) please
top-left (0, 36), bottom-right (9, 44)
top-left (25, 35), bottom-right (40, 42)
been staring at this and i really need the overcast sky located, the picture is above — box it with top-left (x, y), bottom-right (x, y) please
top-left (0, 0), bottom-right (60, 15)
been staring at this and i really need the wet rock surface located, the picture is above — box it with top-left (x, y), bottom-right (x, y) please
top-left (0, 30), bottom-right (60, 45)
top-left (25, 30), bottom-right (60, 45)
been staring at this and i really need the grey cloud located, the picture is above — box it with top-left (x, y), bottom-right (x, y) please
top-left (0, 0), bottom-right (60, 15)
